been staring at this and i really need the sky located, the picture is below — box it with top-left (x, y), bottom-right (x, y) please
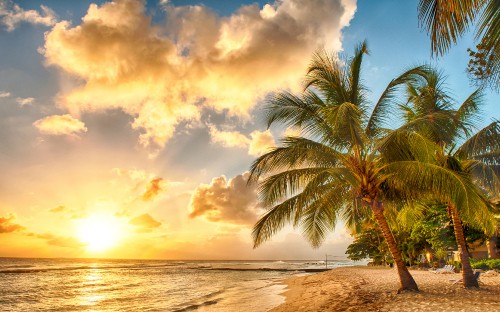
top-left (0, 0), bottom-right (497, 260)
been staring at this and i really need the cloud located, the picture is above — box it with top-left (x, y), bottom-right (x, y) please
top-left (208, 125), bottom-right (275, 156)
top-left (0, 0), bottom-right (57, 31)
top-left (42, 0), bottom-right (356, 150)
top-left (33, 114), bottom-right (88, 136)
top-left (49, 205), bottom-right (67, 213)
top-left (129, 213), bottom-right (162, 232)
top-left (31, 233), bottom-right (85, 248)
top-left (208, 124), bottom-right (250, 148)
top-left (248, 130), bottom-right (275, 156)
top-left (142, 177), bottom-right (164, 201)
top-left (0, 91), bottom-right (10, 98)
top-left (0, 214), bottom-right (24, 233)
top-left (189, 172), bottom-right (261, 225)
top-left (16, 97), bottom-right (34, 106)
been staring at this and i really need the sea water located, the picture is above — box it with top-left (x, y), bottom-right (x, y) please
top-left (0, 258), bottom-right (354, 311)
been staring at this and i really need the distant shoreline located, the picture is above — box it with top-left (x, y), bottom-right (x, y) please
top-left (270, 266), bottom-right (500, 311)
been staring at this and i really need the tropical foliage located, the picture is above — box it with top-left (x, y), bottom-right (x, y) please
top-left (397, 67), bottom-right (500, 287)
top-left (417, 0), bottom-right (499, 89)
top-left (247, 41), bottom-right (498, 291)
top-left (470, 258), bottom-right (500, 270)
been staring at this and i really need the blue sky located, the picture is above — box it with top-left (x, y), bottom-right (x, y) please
top-left (0, 0), bottom-right (497, 259)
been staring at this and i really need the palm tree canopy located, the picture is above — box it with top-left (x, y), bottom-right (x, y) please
top-left (248, 42), bottom-right (492, 248)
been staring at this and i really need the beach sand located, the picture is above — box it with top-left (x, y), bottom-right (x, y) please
top-left (270, 266), bottom-right (500, 312)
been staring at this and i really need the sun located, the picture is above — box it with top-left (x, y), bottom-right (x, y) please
top-left (76, 214), bottom-right (122, 252)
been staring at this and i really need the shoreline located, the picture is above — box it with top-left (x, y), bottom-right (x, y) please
top-left (270, 266), bottom-right (500, 311)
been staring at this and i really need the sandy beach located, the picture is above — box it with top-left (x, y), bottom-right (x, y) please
top-left (270, 266), bottom-right (500, 312)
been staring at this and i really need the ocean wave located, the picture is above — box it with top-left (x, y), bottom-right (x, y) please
top-left (173, 289), bottom-right (225, 312)
top-left (0, 263), bottom-right (183, 274)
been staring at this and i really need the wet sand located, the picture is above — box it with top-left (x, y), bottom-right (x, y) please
top-left (270, 266), bottom-right (500, 311)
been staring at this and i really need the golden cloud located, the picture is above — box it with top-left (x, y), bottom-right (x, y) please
top-left (208, 125), bottom-right (251, 148)
top-left (248, 130), bottom-right (276, 156)
top-left (189, 172), bottom-right (261, 225)
top-left (33, 114), bottom-right (87, 136)
top-left (208, 125), bottom-right (275, 156)
top-left (42, 0), bottom-right (356, 150)
top-left (0, 214), bottom-right (24, 233)
top-left (31, 233), bottom-right (85, 248)
top-left (49, 205), bottom-right (67, 213)
top-left (129, 213), bottom-right (162, 232)
top-left (142, 177), bottom-right (164, 201)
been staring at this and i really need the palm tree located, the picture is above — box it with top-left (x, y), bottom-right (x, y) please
top-left (399, 69), bottom-right (500, 287)
top-left (247, 42), bottom-right (485, 292)
top-left (418, 0), bottom-right (499, 89)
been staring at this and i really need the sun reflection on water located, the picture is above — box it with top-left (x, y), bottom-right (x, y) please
top-left (79, 269), bottom-right (106, 307)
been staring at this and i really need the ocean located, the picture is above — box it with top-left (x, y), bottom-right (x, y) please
top-left (0, 257), bottom-right (355, 311)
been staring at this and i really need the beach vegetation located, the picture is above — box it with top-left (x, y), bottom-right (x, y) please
top-left (470, 258), bottom-right (500, 270)
top-left (247, 41), bottom-right (490, 292)
top-left (396, 67), bottom-right (500, 287)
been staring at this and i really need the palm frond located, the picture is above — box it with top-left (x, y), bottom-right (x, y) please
top-left (300, 184), bottom-right (349, 247)
top-left (348, 40), bottom-right (369, 106)
top-left (258, 168), bottom-right (332, 207)
top-left (305, 49), bottom-right (349, 105)
top-left (463, 159), bottom-right (500, 194)
top-left (252, 180), bottom-right (348, 248)
top-left (248, 136), bottom-right (345, 185)
top-left (320, 101), bottom-right (366, 148)
top-left (366, 65), bottom-right (430, 138)
top-left (385, 161), bottom-right (489, 223)
top-left (377, 129), bottom-right (437, 163)
top-left (456, 120), bottom-right (500, 157)
top-left (418, 0), bottom-right (482, 56)
top-left (454, 88), bottom-right (484, 139)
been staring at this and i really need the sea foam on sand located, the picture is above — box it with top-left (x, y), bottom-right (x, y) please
top-left (271, 266), bottom-right (500, 312)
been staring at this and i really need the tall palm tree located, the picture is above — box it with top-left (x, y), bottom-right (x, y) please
top-left (248, 42), bottom-right (484, 292)
top-left (399, 69), bottom-right (500, 287)
top-left (418, 0), bottom-right (499, 89)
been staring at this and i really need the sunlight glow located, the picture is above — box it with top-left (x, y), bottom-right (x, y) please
top-left (76, 215), bottom-right (122, 252)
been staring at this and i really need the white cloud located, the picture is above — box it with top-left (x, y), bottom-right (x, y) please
top-left (16, 97), bottom-right (34, 106)
top-left (33, 114), bottom-right (87, 136)
top-left (0, 91), bottom-right (11, 98)
top-left (0, 0), bottom-right (57, 31)
top-left (42, 0), bottom-right (356, 150)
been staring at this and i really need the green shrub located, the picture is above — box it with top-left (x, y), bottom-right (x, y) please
top-left (470, 258), bottom-right (500, 270)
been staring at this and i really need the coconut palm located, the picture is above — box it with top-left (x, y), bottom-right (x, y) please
top-left (399, 69), bottom-right (500, 287)
top-left (418, 0), bottom-right (499, 88)
top-left (248, 42), bottom-right (487, 292)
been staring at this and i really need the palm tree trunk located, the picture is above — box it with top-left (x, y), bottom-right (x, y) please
top-left (487, 235), bottom-right (498, 259)
top-left (449, 203), bottom-right (479, 288)
top-left (371, 200), bottom-right (419, 292)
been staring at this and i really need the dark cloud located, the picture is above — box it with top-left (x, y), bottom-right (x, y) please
top-left (0, 214), bottom-right (24, 233)
top-left (189, 172), bottom-right (260, 225)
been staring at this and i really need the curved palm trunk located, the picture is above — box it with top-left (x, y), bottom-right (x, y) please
top-left (449, 204), bottom-right (479, 288)
top-left (371, 200), bottom-right (419, 292)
